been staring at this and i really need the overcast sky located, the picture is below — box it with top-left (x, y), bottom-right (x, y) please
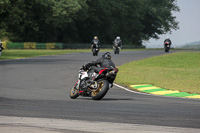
top-left (144, 0), bottom-right (200, 48)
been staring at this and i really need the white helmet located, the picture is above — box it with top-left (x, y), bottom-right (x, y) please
top-left (116, 36), bottom-right (120, 39)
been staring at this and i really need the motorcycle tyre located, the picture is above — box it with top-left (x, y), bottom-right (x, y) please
top-left (165, 48), bottom-right (169, 52)
top-left (91, 80), bottom-right (109, 100)
top-left (70, 86), bottom-right (79, 99)
top-left (117, 49), bottom-right (119, 54)
top-left (114, 49), bottom-right (117, 54)
top-left (114, 48), bottom-right (119, 54)
top-left (93, 49), bottom-right (97, 56)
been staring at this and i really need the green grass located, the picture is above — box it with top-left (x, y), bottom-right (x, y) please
top-left (0, 49), bottom-right (141, 60)
top-left (115, 52), bottom-right (200, 94)
top-left (0, 49), bottom-right (92, 60)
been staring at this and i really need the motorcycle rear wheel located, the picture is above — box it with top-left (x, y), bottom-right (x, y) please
top-left (70, 86), bottom-right (79, 99)
top-left (91, 80), bottom-right (109, 100)
top-left (117, 49), bottom-right (119, 54)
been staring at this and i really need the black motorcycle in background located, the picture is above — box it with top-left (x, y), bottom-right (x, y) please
top-left (91, 40), bottom-right (100, 56)
top-left (113, 43), bottom-right (121, 54)
top-left (92, 44), bottom-right (100, 56)
top-left (164, 41), bottom-right (170, 52)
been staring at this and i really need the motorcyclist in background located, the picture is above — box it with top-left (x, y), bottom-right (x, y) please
top-left (91, 36), bottom-right (100, 50)
top-left (113, 36), bottom-right (122, 49)
top-left (164, 37), bottom-right (172, 47)
top-left (0, 40), bottom-right (4, 56)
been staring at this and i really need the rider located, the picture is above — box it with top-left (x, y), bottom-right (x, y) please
top-left (83, 52), bottom-right (115, 72)
top-left (113, 36), bottom-right (122, 49)
top-left (91, 36), bottom-right (100, 50)
top-left (77, 52), bottom-right (117, 95)
top-left (82, 52), bottom-right (116, 85)
top-left (164, 37), bottom-right (172, 47)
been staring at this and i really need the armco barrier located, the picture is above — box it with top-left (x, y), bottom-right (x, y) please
top-left (24, 42), bottom-right (36, 49)
top-left (36, 43), bottom-right (46, 49)
top-left (2, 42), bottom-right (6, 49)
top-left (55, 43), bottom-right (63, 49)
top-left (63, 43), bottom-right (91, 49)
top-left (7, 43), bottom-right (24, 49)
top-left (3, 42), bottom-right (145, 49)
top-left (46, 43), bottom-right (55, 49)
top-left (62, 43), bottom-right (145, 49)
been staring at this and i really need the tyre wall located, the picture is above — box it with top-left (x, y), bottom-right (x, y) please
top-left (2, 42), bottom-right (145, 49)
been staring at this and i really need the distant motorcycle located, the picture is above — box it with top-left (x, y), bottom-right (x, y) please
top-left (92, 40), bottom-right (100, 56)
top-left (164, 42), bottom-right (170, 52)
top-left (0, 43), bottom-right (3, 56)
top-left (92, 44), bottom-right (99, 56)
top-left (70, 66), bottom-right (118, 100)
top-left (113, 43), bottom-right (120, 54)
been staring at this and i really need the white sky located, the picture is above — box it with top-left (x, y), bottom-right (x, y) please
top-left (144, 0), bottom-right (200, 48)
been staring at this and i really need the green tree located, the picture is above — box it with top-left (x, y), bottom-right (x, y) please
top-left (0, 0), bottom-right (179, 45)
top-left (75, 0), bottom-right (179, 45)
top-left (0, 0), bottom-right (87, 42)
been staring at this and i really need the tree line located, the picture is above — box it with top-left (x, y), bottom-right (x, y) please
top-left (0, 0), bottom-right (179, 46)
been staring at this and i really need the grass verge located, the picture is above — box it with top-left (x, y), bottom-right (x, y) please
top-left (0, 49), bottom-right (92, 60)
top-left (115, 52), bottom-right (200, 94)
top-left (0, 49), bottom-right (142, 60)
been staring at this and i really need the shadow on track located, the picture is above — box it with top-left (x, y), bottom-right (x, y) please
top-left (76, 97), bottom-right (134, 101)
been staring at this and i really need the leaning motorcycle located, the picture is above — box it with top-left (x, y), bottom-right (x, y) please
top-left (70, 66), bottom-right (119, 100)
top-left (164, 42), bottom-right (170, 52)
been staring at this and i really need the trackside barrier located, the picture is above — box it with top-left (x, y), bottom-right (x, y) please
top-left (36, 43), bottom-right (46, 49)
top-left (46, 43), bottom-right (55, 49)
top-left (62, 43), bottom-right (145, 49)
top-left (2, 42), bottom-right (7, 49)
top-left (24, 42), bottom-right (36, 49)
top-left (55, 43), bottom-right (63, 49)
top-left (7, 43), bottom-right (24, 49)
top-left (3, 42), bottom-right (145, 49)
top-left (63, 43), bottom-right (91, 49)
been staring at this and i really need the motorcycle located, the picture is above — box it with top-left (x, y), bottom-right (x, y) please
top-left (70, 66), bottom-right (119, 100)
top-left (92, 44), bottom-right (99, 56)
top-left (164, 42), bottom-right (170, 52)
top-left (92, 41), bottom-right (99, 56)
top-left (113, 43), bottom-right (120, 54)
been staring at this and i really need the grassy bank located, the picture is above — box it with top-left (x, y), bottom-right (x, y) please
top-left (115, 52), bottom-right (200, 94)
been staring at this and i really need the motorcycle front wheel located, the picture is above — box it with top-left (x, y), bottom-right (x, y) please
top-left (91, 80), bottom-right (109, 100)
top-left (117, 49), bottom-right (119, 54)
top-left (165, 47), bottom-right (169, 52)
top-left (70, 85), bottom-right (79, 99)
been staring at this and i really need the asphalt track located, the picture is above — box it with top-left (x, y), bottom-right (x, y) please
top-left (0, 50), bottom-right (200, 133)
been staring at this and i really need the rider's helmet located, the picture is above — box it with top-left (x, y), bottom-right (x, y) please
top-left (102, 52), bottom-right (111, 59)
top-left (94, 36), bottom-right (98, 39)
top-left (116, 36), bottom-right (120, 40)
